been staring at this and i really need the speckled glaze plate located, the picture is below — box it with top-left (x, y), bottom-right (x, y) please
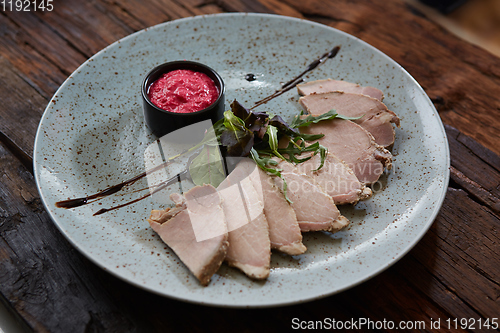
top-left (33, 13), bottom-right (449, 307)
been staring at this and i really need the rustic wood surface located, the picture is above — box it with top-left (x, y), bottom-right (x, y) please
top-left (1, 0), bottom-right (499, 332)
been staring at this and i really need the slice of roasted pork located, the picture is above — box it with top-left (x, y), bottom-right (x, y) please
top-left (148, 184), bottom-right (228, 286)
top-left (301, 119), bottom-right (392, 185)
top-left (295, 152), bottom-right (372, 205)
top-left (243, 161), bottom-right (306, 255)
top-left (274, 160), bottom-right (350, 233)
top-left (299, 91), bottom-right (400, 148)
top-left (217, 160), bottom-right (271, 279)
top-left (297, 79), bottom-right (384, 101)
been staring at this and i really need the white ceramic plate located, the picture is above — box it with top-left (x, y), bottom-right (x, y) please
top-left (33, 13), bottom-right (449, 307)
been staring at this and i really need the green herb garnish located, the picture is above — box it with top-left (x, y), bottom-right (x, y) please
top-left (290, 109), bottom-right (361, 128)
top-left (185, 100), bottom-right (355, 201)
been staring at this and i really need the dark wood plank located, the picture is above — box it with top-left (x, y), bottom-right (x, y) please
top-left (5, 11), bottom-right (87, 77)
top-left (99, 0), bottom-right (172, 29)
top-left (0, 14), bottom-right (66, 99)
top-left (394, 254), bottom-right (481, 323)
top-left (94, 0), bottom-right (146, 33)
top-left (198, 0), bottom-right (303, 16)
top-left (215, 0), bottom-right (276, 13)
top-left (0, 141), bottom-right (143, 332)
top-left (340, 271), bottom-right (467, 332)
top-left (409, 188), bottom-right (500, 320)
top-left (247, 0), bottom-right (304, 18)
top-left (191, 4), bottom-right (224, 15)
top-left (0, 57), bottom-right (47, 160)
top-left (32, 0), bottom-right (135, 58)
top-left (446, 124), bottom-right (500, 213)
top-left (451, 165), bottom-right (500, 215)
top-left (151, 0), bottom-right (196, 19)
top-left (216, 0), bottom-right (302, 16)
top-left (178, 0), bottom-right (206, 7)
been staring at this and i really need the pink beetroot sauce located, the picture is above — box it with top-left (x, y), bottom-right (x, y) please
top-left (148, 69), bottom-right (219, 113)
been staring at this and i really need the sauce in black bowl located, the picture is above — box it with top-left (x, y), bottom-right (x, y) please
top-left (141, 60), bottom-right (225, 138)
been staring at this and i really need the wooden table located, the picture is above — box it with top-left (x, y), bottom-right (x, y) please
top-left (1, 0), bottom-right (499, 331)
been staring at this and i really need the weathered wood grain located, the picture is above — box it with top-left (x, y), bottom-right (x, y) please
top-left (395, 254), bottom-right (482, 324)
top-left (94, 0), bottom-right (146, 33)
top-left (191, 4), bottom-right (224, 16)
top-left (446, 124), bottom-right (500, 214)
top-left (0, 14), bottom-right (66, 99)
top-left (215, 0), bottom-right (279, 14)
top-left (99, 0), bottom-right (174, 28)
top-left (0, 57), bottom-right (47, 160)
top-left (5, 11), bottom-right (86, 77)
top-left (422, 188), bottom-right (499, 320)
top-left (33, 0), bottom-right (133, 58)
top-left (451, 166), bottom-right (500, 214)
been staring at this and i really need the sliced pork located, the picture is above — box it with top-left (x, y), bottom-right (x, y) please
top-left (232, 159), bottom-right (306, 255)
top-left (274, 160), bottom-right (350, 233)
top-left (148, 185), bottom-right (228, 286)
top-left (297, 79), bottom-right (384, 101)
top-left (301, 119), bottom-right (392, 185)
top-left (295, 152), bottom-right (372, 205)
top-left (217, 160), bottom-right (271, 279)
top-left (246, 163), bottom-right (306, 255)
top-left (299, 91), bottom-right (400, 148)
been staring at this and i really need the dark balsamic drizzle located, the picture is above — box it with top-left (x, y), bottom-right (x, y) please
top-left (55, 45), bottom-right (342, 215)
top-left (54, 144), bottom-right (197, 211)
top-left (251, 45), bottom-right (340, 109)
top-left (55, 160), bottom-right (172, 209)
top-left (92, 169), bottom-right (189, 216)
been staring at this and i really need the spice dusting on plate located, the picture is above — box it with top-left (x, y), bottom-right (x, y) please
top-left (148, 69), bottom-right (219, 113)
